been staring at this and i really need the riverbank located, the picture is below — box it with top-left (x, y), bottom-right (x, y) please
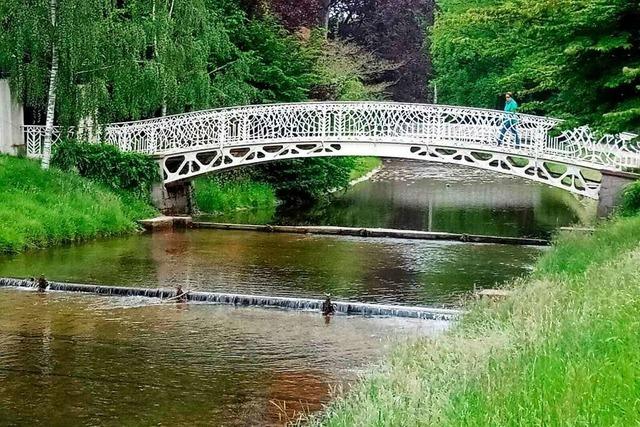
top-left (192, 157), bottom-right (382, 215)
top-left (349, 157), bottom-right (382, 182)
top-left (0, 155), bottom-right (156, 253)
top-left (312, 211), bottom-right (640, 425)
top-left (193, 177), bottom-right (277, 214)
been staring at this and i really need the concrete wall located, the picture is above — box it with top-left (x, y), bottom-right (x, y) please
top-left (0, 79), bottom-right (24, 155)
top-left (151, 180), bottom-right (193, 215)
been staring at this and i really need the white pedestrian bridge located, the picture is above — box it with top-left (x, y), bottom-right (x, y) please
top-left (24, 102), bottom-right (639, 199)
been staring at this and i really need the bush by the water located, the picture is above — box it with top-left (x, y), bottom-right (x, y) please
top-left (193, 177), bottom-right (277, 213)
top-left (256, 157), bottom-right (356, 202)
top-left (51, 139), bottom-right (159, 196)
top-left (619, 180), bottom-right (640, 217)
top-left (0, 155), bottom-right (156, 253)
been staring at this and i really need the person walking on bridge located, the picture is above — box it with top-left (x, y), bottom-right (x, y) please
top-left (496, 92), bottom-right (520, 147)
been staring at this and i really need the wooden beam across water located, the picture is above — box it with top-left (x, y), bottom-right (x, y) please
top-left (191, 222), bottom-right (550, 246)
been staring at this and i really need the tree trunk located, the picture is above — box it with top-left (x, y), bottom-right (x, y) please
top-left (41, 0), bottom-right (59, 170)
top-left (320, 0), bottom-right (332, 35)
top-left (154, 0), bottom-right (168, 116)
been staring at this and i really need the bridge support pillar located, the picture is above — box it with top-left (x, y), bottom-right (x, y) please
top-left (597, 171), bottom-right (638, 217)
top-left (0, 79), bottom-right (24, 155)
top-left (152, 181), bottom-right (193, 216)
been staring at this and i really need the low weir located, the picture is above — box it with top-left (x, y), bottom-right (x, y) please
top-left (190, 222), bottom-right (550, 246)
top-left (0, 277), bottom-right (461, 321)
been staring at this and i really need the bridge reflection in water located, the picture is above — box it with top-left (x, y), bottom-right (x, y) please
top-left (208, 161), bottom-right (592, 239)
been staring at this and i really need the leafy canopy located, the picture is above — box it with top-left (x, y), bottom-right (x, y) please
top-left (0, 0), bottom-right (315, 125)
top-left (431, 0), bottom-right (640, 133)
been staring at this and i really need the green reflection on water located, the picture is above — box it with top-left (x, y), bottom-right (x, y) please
top-left (202, 162), bottom-right (593, 239)
top-left (0, 230), bottom-right (543, 306)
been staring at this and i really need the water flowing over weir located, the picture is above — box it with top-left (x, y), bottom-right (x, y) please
top-left (0, 277), bottom-right (461, 321)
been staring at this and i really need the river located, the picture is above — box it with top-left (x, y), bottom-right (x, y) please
top-left (0, 160), bottom-right (592, 425)
top-left (207, 160), bottom-right (594, 239)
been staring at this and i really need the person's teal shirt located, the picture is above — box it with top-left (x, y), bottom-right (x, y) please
top-left (504, 98), bottom-right (518, 113)
top-left (504, 98), bottom-right (518, 125)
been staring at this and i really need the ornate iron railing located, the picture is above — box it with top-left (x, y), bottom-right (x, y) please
top-left (23, 102), bottom-right (639, 171)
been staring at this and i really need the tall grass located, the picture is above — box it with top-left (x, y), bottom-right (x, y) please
top-left (312, 214), bottom-right (640, 426)
top-left (193, 177), bottom-right (277, 214)
top-left (0, 155), bottom-right (156, 253)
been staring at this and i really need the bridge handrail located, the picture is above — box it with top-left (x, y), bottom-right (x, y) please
top-left (102, 101), bottom-right (562, 127)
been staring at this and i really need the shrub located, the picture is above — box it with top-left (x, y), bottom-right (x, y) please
top-left (51, 139), bottom-right (159, 196)
top-left (193, 177), bottom-right (276, 213)
top-left (618, 180), bottom-right (640, 217)
top-left (256, 157), bottom-right (356, 203)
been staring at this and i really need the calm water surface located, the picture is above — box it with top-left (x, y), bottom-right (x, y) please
top-left (208, 160), bottom-right (595, 239)
top-left (0, 230), bottom-right (543, 306)
top-left (0, 289), bottom-right (446, 426)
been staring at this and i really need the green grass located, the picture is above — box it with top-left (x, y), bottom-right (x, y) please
top-left (349, 157), bottom-right (382, 181)
top-left (0, 155), bottom-right (156, 253)
top-left (193, 177), bottom-right (277, 214)
top-left (311, 214), bottom-right (640, 426)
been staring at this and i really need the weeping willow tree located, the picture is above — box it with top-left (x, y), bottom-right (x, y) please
top-left (1, 0), bottom-right (363, 197)
top-left (0, 0), bottom-right (315, 126)
top-left (0, 0), bottom-right (105, 167)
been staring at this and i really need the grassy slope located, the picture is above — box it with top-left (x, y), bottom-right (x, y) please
top-left (193, 178), bottom-right (277, 214)
top-left (0, 155), bottom-right (156, 253)
top-left (314, 215), bottom-right (640, 426)
top-left (349, 157), bottom-right (382, 181)
top-left (193, 157), bottom-right (381, 214)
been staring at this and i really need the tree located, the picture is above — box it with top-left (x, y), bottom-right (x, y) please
top-left (0, 0), bottom-right (318, 125)
top-left (268, 0), bottom-right (435, 102)
top-left (306, 33), bottom-right (398, 101)
top-left (0, 0), bottom-right (105, 166)
top-left (334, 0), bottom-right (435, 102)
top-left (431, 0), bottom-right (640, 133)
top-left (0, 0), bottom-right (372, 199)
top-left (269, 0), bottom-right (335, 31)
top-left (41, 0), bottom-right (58, 169)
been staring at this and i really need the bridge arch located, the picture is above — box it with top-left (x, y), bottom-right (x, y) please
top-left (162, 140), bottom-right (603, 199)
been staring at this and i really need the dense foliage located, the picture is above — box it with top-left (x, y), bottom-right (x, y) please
top-left (306, 33), bottom-right (396, 101)
top-left (257, 157), bottom-right (356, 202)
top-left (51, 140), bottom-right (159, 196)
top-left (193, 176), bottom-right (276, 214)
top-left (333, 0), bottom-right (435, 102)
top-left (0, 0), bottom-right (315, 125)
top-left (619, 180), bottom-right (640, 217)
top-left (0, 0), bottom-right (387, 201)
top-left (0, 155), bottom-right (155, 253)
top-left (431, 0), bottom-right (640, 133)
top-left (269, 0), bottom-right (434, 102)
